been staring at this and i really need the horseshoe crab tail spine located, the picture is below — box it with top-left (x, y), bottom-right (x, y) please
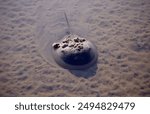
top-left (64, 12), bottom-right (71, 35)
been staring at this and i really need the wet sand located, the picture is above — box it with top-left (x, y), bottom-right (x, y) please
top-left (0, 0), bottom-right (150, 96)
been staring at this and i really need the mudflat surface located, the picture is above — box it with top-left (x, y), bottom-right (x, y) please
top-left (0, 0), bottom-right (150, 96)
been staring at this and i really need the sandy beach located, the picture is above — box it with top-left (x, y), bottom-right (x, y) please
top-left (0, 0), bottom-right (150, 96)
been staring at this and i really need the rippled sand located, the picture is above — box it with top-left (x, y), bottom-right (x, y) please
top-left (0, 0), bottom-right (150, 96)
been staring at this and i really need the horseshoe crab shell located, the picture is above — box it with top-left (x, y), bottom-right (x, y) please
top-left (52, 34), bottom-right (98, 70)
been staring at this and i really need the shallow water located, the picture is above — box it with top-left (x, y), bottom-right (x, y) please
top-left (0, 0), bottom-right (150, 96)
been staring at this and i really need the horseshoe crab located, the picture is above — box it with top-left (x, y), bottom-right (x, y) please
top-left (36, 10), bottom-right (98, 70)
top-left (52, 34), bottom-right (98, 70)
